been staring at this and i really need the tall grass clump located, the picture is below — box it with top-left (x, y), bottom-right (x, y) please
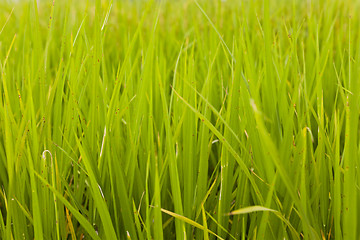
top-left (0, 0), bottom-right (359, 239)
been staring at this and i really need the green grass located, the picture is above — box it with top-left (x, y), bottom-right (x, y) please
top-left (0, 0), bottom-right (359, 239)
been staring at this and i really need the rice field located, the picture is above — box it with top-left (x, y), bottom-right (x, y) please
top-left (0, 0), bottom-right (360, 239)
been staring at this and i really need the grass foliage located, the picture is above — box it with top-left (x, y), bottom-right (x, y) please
top-left (0, 0), bottom-right (360, 239)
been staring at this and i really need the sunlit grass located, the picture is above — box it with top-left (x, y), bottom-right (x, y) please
top-left (0, 0), bottom-right (359, 239)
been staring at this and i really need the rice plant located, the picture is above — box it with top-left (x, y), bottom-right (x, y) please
top-left (0, 0), bottom-right (359, 239)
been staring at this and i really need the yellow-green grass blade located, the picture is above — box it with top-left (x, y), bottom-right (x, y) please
top-left (34, 172), bottom-right (101, 240)
top-left (160, 207), bottom-right (224, 240)
top-left (74, 135), bottom-right (118, 239)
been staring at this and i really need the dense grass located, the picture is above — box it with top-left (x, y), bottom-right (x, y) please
top-left (1, 0), bottom-right (360, 239)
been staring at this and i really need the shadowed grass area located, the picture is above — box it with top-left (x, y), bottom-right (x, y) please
top-left (0, 0), bottom-right (359, 239)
